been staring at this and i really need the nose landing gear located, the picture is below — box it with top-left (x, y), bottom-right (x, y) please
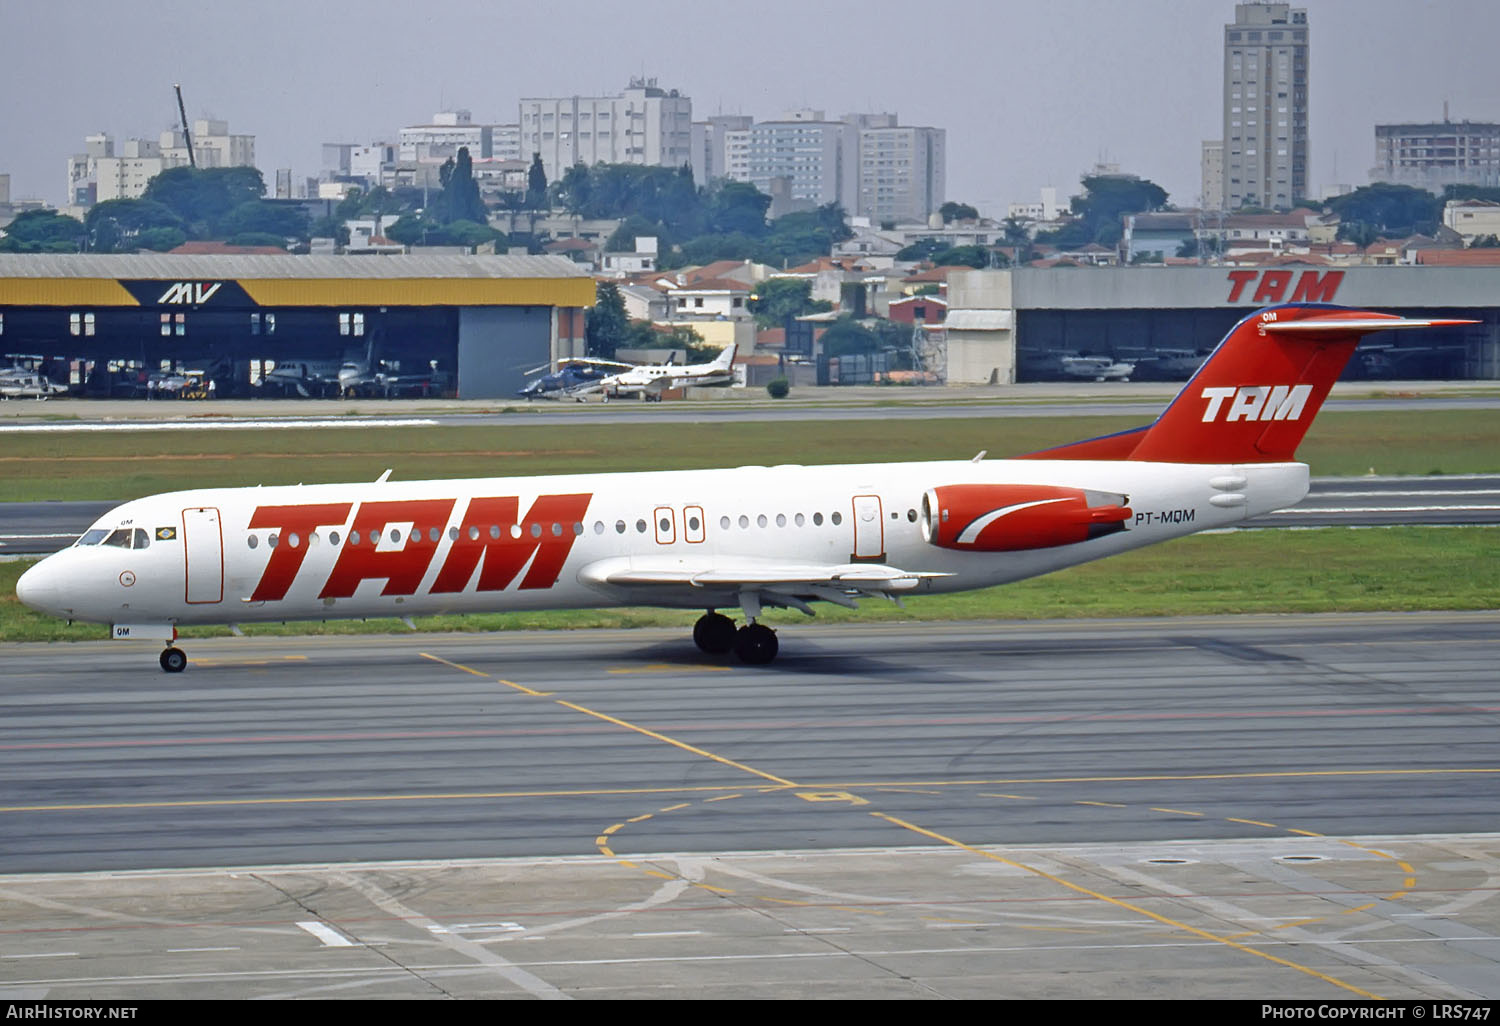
top-left (159, 646), bottom-right (187, 673)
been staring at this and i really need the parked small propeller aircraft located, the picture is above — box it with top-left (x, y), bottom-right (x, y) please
top-left (603, 344), bottom-right (737, 400)
top-left (15, 306), bottom-right (1471, 671)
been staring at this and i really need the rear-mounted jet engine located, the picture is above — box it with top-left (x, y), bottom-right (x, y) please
top-left (921, 484), bottom-right (1132, 552)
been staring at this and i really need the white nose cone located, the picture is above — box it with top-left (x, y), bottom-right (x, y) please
top-left (15, 558), bottom-right (63, 617)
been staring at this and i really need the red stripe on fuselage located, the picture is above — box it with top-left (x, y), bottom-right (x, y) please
top-left (246, 493), bottom-right (595, 602)
top-left (429, 493), bottom-right (592, 593)
top-left (319, 499), bottom-right (457, 598)
top-left (247, 503), bottom-right (353, 601)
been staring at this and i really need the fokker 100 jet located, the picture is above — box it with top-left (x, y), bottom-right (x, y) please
top-left (15, 306), bottom-right (1470, 671)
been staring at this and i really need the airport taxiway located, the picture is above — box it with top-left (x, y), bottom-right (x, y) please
top-left (2, 614), bottom-right (1499, 999)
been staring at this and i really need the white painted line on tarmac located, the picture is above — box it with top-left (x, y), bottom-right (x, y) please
top-left (1271, 505), bottom-right (1500, 514)
top-left (296, 921), bottom-right (356, 947)
top-left (0, 418), bottom-right (439, 433)
top-left (1310, 489), bottom-right (1500, 498)
top-left (430, 921), bottom-right (524, 935)
top-left (1, 951), bottom-right (79, 959)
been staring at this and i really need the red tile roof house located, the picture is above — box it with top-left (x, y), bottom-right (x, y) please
top-left (887, 293), bottom-right (948, 325)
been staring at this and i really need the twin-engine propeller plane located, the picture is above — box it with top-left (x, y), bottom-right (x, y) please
top-left (603, 343), bottom-right (737, 400)
top-left (16, 306), bottom-right (1471, 671)
top-left (517, 344), bottom-right (738, 402)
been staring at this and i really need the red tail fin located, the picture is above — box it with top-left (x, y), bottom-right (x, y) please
top-left (1021, 307), bottom-right (1474, 464)
top-left (1126, 306), bottom-right (1472, 462)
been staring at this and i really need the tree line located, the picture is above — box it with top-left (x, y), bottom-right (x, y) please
top-left (1, 166), bottom-right (307, 253)
top-left (551, 161), bottom-right (853, 269)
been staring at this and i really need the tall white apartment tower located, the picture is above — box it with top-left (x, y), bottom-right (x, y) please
top-left (736, 111), bottom-right (855, 210)
top-left (519, 78), bottom-right (692, 182)
top-left (690, 114), bottom-right (753, 185)
top-left (1222, 2), bottom-right (1309, 210)
top-left (853, 115), bottom-right (946, 223)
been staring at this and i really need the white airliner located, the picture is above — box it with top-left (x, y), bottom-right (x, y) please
top-left (603, 343), bottom-right (737, 400)
top-left (15, 306), bottom-right (1469, 671)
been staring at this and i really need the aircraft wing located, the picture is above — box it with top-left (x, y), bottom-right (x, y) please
top-left (577, 556), bottom-right (949, 614)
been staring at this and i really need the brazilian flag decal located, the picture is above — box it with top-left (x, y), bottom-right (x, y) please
top-left (156, 526), bottom-right (177, 540)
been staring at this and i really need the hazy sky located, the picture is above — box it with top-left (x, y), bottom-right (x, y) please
top-left (2, 0), bottom-right (1495, 216)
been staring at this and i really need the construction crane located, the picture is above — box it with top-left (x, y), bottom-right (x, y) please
top-left (173, 84), bottom-right (196, 168)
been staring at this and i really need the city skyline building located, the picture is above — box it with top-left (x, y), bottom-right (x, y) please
top-left (1221, 1), bottom-right (1309, 210)
top-left (714, 110), bottom-right (945, 222)
top-left (690, 114), bottom-right (753, 188)
top-left (1373, 115), bottom-right (1500, 194)
top-left (732, 110), bottom-right (856, 211)
top-left (70, 120), bottom-right (256, 205)
top-left (398, 110), bottom-right (493, 163)
top-left (855, 118), bottom-right (945, 224)
top-left (519, 78), bottom-right (693, 183)
top-left (1201, 139), bottom-right (1224, 211)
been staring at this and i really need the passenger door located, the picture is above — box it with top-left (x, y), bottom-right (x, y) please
top-left (851, 494), bottom-right (885, 562)
top-left (182, 506), bottom-right (224, 604)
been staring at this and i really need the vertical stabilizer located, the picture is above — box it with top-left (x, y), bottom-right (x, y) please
top-left (1128, 306), bottom-right (1470, 463)
top-left (1020, 306), bottom-right (1473, 465)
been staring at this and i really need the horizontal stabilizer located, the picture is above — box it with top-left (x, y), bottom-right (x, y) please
top-left (1262, 316), bottom-right (1476, 335)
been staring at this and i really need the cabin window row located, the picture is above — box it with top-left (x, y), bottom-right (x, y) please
top-left (242, 507), bottom-right (920, 550)
top-left (247, 522), bottom-right (586, 549)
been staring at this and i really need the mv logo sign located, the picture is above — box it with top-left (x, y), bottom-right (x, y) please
top-left (157, 282), bottom-right (224, 305)
top-left (1200, 384), bottom-right (1313, 423)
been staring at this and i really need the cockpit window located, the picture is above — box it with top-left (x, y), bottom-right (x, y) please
top-left (80, 527), bottom-right (152, 549)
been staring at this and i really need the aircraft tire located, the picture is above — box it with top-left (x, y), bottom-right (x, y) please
top-left (159, 647), bottom-right (187, 673)
top-left (693, 612), bottom-right (737, 654)
top-left (734, 624), bottom-right (778, 665)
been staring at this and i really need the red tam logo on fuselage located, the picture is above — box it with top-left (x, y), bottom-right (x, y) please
top-left (1226, 270), bottom-right (1344, 304)
top-left (248, 493), bottom-right (592, 601)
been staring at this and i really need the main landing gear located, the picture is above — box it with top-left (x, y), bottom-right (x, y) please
top-left (159, 646), bottom-right (187, 673)
top-left (692, 610), bottom-right (779, 665)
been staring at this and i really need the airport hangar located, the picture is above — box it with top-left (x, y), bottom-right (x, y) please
top-left (0, 253), bottom-right (596, 398)
top-left (943, 265), bottom-right (1500, 384)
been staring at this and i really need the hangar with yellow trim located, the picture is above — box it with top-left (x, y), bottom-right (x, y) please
top-left (0, 254), bottom-right (595, 398)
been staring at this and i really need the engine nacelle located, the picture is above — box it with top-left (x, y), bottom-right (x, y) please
top-left (921, 484), bottom-right (1132, 552)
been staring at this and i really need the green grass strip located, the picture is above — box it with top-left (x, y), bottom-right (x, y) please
top-left (2, 408), bottom-right (1497, 501)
